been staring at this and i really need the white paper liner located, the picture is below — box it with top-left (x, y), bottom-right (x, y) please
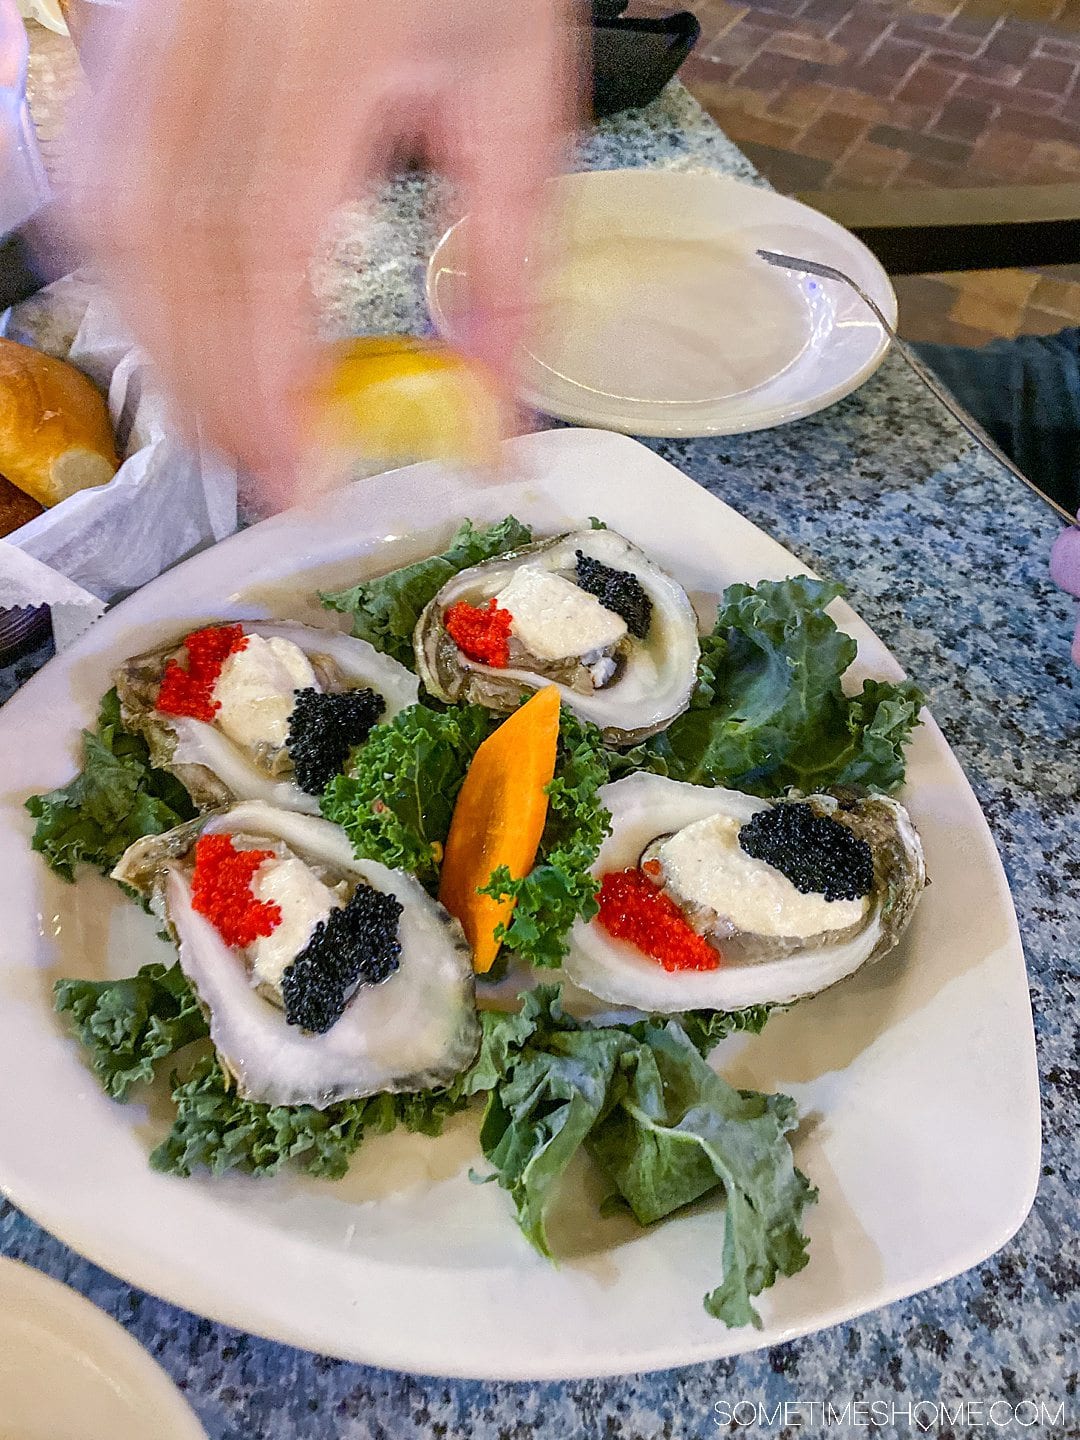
top-left (0, 273), bottom-right (238, 645)
top-left (0, 536), bottom-right (102, 645)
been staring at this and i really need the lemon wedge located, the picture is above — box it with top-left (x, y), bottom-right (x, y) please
top-left (307, 336), bottom-right (503, 470)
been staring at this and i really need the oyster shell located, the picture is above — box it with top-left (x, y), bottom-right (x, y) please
top-left (117, 621), bottom-right (418, 814)
top-left (566, 772), bottom-right (925, 1012)
top-left (414, 529), bottom-right (700, 744)
top-left (114, 801), bottom-right (479, 1107)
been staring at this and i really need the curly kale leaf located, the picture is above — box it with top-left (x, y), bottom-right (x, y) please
top-left (463, 988), bottom-right (630, 1256)
top-left (57, 959), bottom-right (810, 1330)
top-left (324, 704), bottom-right (611, 964)
top-left (321, 516), bottom-right (532, 668)
top-left (320, 703), bottom-right (494, 890)
top-left (466, 987), bottom-right (815, 1327)
top-left (589, 1021), bottom-right (816, 1329)
top-left (677, 1004), bottom-right (775, 1056)
top-left (617, 577), bottom-right (924, 797)
top-left (56, 955), bottom-right (472, 1176)
top-left (151, 1056), bottom-right (471, 1180)
top-left (54, 962), bottom-right (208, 1100)
top-left (27, 689), bottom-right (196, 882)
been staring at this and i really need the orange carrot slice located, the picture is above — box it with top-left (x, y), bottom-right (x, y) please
top-left (438, 687), bottom-right (561, 973)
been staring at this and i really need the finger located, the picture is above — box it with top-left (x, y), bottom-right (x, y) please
top-left (1049, 522), bottom-right (1080, 598)
top-left (146, 1), bottom-right (326, 488)
top-left (1048, 523), bottom-right (1080, 665)
top-left (64, 0), bottom-right (178, 246)
top-left (192, 4), bottom-right (384, 492)
top-left (67, 0), bottom-right (247, 450)
top-left (434, 1), bottom-right (580, 386)
top-left (73, 0), bottom-right (388, 502)
top-left (233, 8), bottom-right (400, 503)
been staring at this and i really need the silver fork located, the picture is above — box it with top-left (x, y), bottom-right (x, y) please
top-left (757, 248), bottom-right (1078, 529)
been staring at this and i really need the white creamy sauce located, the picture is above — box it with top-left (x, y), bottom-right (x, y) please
top-left (658, 813), bottom-right (867, 939)
top-left (246, 855), bottom-right (341, 992)
top-left (496, 565), bottom-right (626, 661)
top-left (212, 634), bottom-right (319, 752)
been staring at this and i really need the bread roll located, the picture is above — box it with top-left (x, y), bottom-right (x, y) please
top-left (0, 473), bottom-right (44, 536)
top-left (0, 337), bottom-right (119, 509)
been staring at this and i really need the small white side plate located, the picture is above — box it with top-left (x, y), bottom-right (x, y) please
top-left (0, 430), bottom-right (1038, 1379)
top-left (0, 1257), bottom-right (206, 1440)
top-left (427, 170), bottom-right (896, 437)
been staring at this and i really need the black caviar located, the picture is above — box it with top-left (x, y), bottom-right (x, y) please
top-left (286, 687), bottom-right (385, 795)
top-left (281, 884), bottom-right (403, 1034)
top-left (738, 802), bottom-right (874, 902)
top-left (574, 551), bottom-right (653, 640)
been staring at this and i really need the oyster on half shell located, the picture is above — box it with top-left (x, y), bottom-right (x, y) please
top-left (566, 772), bottom-right (926, 1013)
top-left (117, 620), bottom-right (418, 814)
top-left (414, 528), bottom-right (700, 745)
top-left (114, 801), bottom-right (479, 1108)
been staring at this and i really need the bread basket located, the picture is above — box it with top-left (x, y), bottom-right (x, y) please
top-left (0, 273), bottom-right (238, 663)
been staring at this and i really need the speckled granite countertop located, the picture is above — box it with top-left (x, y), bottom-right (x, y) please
top-left (2, 85), bottom-right (1078, 1439)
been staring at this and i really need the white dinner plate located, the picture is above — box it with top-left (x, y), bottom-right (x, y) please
top-left (426, 171), bottom-right (896, 437)
top-left (0, 429), bottom-right (1038, 1379)
top-left (0, 1257), bottom-right (206, 1440)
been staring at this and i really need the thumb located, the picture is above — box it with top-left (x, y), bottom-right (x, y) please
top-left (1049, 521), bottom-right (1080, 665)
top-left (1049, 521), bottom-right (1080, 597)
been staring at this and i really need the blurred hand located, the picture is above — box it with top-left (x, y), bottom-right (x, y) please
top-left (66, 0), bottom-right (578, 508)
top-left (1050, 519), bottom-right (1080, 666)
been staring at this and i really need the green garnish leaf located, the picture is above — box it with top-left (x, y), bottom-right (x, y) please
top-left (55, 966), bottom-right (811, 1329)
top-left (466, 986), bottom-right (815, 1325)
top-left (27, 689), bottom-right (196, 882)
top-left (151, 1056), bottom-right (470, 1180)
top-left (464, 988), bottom-right (629, 1257)
top-left (324, 703), bottom-right (611, 963)
top-left (619, 577), bottom-right (924, 797)
top-left (321, 516), bottom-right (532, 668)
top-left (320, 703), bottom-right (493, 890)
top-left (54, 962), bottom-right (208, 1100)
top-left (823, 677), bottom-right (927, 794)
top-left (589, 1022), bottom-right (816, 1329)
top-left (677, 1005), bottom-right (775, 1056)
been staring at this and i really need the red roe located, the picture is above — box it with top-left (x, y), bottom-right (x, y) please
top-left (191, 833), bottom-right (281, 948)
top-left (597, 868), bottom-right (721, 973)
top-left (155, 623), bottom-right (249, 722)
top-left (444, 598), bottom-right (513, 668)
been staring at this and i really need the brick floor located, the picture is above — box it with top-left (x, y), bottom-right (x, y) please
top-left (675, 0), bottom-right (1080, 189)
top-left (897, 263), bottom-right (1080, 342)
top-left (663, 0), bottom-right (1080, 342)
